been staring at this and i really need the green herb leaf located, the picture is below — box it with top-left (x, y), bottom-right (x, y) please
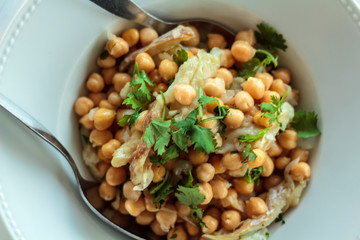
top-left (243, 166), bottom-right (263, 185)
top-left (150, 171), bottom-right (174, 206)
top-left (260, 90), bottom-right (287, 127)
top-left (173, 48), bottom-right (188, 66)
top-left (255, 22), bottom-right (288, 52)
top-left (99, 50), bottom-right (109, 60)
top-left (82, 134), bottom-right (91, 144)
top-left (275, 213), bottom-right (286, 225)
top-left (171, 129), bottom-right (189, 152)
top-left (173, 109), bottom-right (198, 132)
top-left (239, 128), bottom-right (269, 143)
top-left (189, 125), bottom-right (216, 154)
top-left (150, 145), bottom-right (180, 166)
top-left (181, 169), bottom-right (194, 188)
top-left (118, 109), bottom-right (140, 127)
top-left (242, 144), bottom-right (257, 163)
top-left (291, 110), bottom-right (321, 138)
top-left (170, 233), bottom-right (177, 239)
top-left (176, 185), bottom-right (205, 208)
top-left (143, 119), bottom-right (171, 155)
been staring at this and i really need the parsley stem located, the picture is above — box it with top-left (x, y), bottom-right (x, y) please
top-left (160, 91), bottom-right (166, 121)
top-left (198, 87), bottom-right (204, 120)
top-left (198, 116), bottom-right (223, 124)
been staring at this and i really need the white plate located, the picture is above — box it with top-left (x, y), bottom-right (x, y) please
top-left (1, 0), bottom-right (360, 239)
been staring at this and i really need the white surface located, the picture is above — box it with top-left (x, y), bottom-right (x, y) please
top-left (1, 0), bottom-right (360, 240)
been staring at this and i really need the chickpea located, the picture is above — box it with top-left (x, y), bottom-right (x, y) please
top-left (87, 73), bottom-right (105, 93)
top-left (123, 181), bottom-right (141, 202)
top-left (106, 37), bottom-right (129, 58)
top-left (105, 166), bottom-right (126, 186)
top-left (88, 92), bottom-right (106, 106)
top-left (264, 175), bottom-right (282, 190)
top-left (261, 91), bottom-right (280, 104)
top-left (292, 89), bottom-right (299, 102)
top-left (98, 181), bottom-right (117, 201)
top-left (74, 97), bottom-right (94, 116)
top-left (189, 150), bottom-right (209, 165)
top-left (224, 108), bottom-right (244, 129)
top-left (291, 162), bottom-right (311, 181)
top-left (248, 105), bottom-right (259, 117)
top-left (185, 221), bottom-right (199, 236)
top-left (230, 40), bottom-right (255, 62)
top-left (235, 29), bottom-right (256, 46)
top-left (118, 198), bottom-right (129, 215)
top-left (152, 83), bottom-right (168, 93)
top-left (199, 182), bottom-right (213, 205)
top-left (135, 52), bottom-right (155, 73)
top-left (175, 201), bottom-right (191, 218)
top-left (220, 188), bottom-right (242, 209)
top-left (190, 47), bottom-right (200, 55)
top-left (243, 77), bottom-right (266, 100)
top-left (186, 49), bottom-right (194, 59)
top-left (156, 204), bottom-right (177, 229)
top-left (145, 195), bottom-right (159, 213)
top-left (134, 110), bottom-right (148, 132)
top-left (207, 33), bottom-right (227, 50)
top-left (199, 113), bottom-right (218, 133)
top-left (202, 215), bottom-right (219, 234)
top-left (182, 25), bottom-right (200, 46)
top-left (206, 97), bottom-right (224, 114)
top-left (136, 211), bottom-right (155, 225)
top-left (148, 69), bottom-right (162, 84)
top-left (221, 49), bottom-right (235, 68)
top-left (97, 54), bottom-right (116, 68)
top-left (277, 130), bottom-right (298, 150)
top-left (233, 178), bottom-right (254, 195)
top-left (203, 78), bottom-right (225, 98)
top-left (152, 164), bottom-right (166, 183)
top-left (268, 141), bottom-right (283, 157)
top-left (99, 99), bottom-right (116, 110)
top-left (272, 68), bottom-right (291, 84)
top-left (96, 161), bottom-right (110, 179)
top-left (107, 92), bottom-right (122, 107)
top-left (89, 129), bottom-right (112, 147)
top-left (93, 108), bottom-right (115, 131)
top-left (205, 207), bottom-right (221, 220)
top-left (253, 111), bottom-right (270, 128)
top-left (209, 154), bottom-right (226, 174)
top-left (113, 73), bottom-right (132, 92)
top-left (196, 163), bottom-right (215, 182)
top-left (79, 114), bottom-right (94, 129)
top-left (234, 91), bottom-right (254, 112)
top-left (221, 210), bottom-right (241, 231)
top-left (270, 79), bottom-right (287, 97)
top-left (121, 28), bottom-right (139, 47)
top-left (215, 68), bottom-right (233, 88)
top-left (210, 178), bottom-right (228, 199)
top-left (86, 186), bottom-right (105, 210)
top-left (221, 152), bottom-right (242, 170)
top-left (275, 156), bottom-right (290, 170)
top-left (247, 149), bottom-right (266, 168)
top-left (174, 84), bottom-right (196, 105)
top-left (164, 158), bottom-right (177, 170)
top-left (245, 197), bottom-right (268, 218)
top-left (97, 147), bottom-right (111, 162)
top-left (125, 197), bottom-right (146, 217)
top-left (261, 155), bottom-right (274, 177)
top-left (101, 67), bottom-right (117, 85)
top-left (139, 28), bottom-right (158, 46)
top-left (167, 226), bottom-right (187, 240)
top-left (290, 148), bottom-right (309, 162)
top-left (151, 220), bottom-right (167, 236)
top-left (159, 59), bottom-right (178, 81)
top-left (254, 72), bottom-right (273, 90)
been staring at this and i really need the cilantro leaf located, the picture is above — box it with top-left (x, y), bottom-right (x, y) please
top-left (181, 169), bottom-right (194, 188)
top-left (176, 185), bottom-right (205, 208)
top-left (255, 22), bottom-right (288, 52)
top-left (150, 171), bottom-right (174, 206)
top-left (173, 109), bottom-right (198, 131)
top-left (143, 119), bottom-right (171, 155)
top-left (239, 128), bottom-right (269, 143)
top-left (171, 129), bottom-right (189, 152)
top-left (173, 48), bottom-right (188, 66)
top-left (260, 90), bottom-right (287, 127)
top-left (242, 144), bottom-right (257, 163)
top-left (275, 213), bottom-right (286, 225)
top-left (150, 145), bottom-right (180, 166)
top-left (291, 110), bottom-right (321, 138)
top-left (118, 109), bottom-right (140, 127)
top-left (189, 125), bottom-right (216, 154)
top-left (243, 166), bottom-right (263, 185)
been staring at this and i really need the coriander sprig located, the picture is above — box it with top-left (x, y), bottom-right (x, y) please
top-left (260, 90), bottom-right (287, 127)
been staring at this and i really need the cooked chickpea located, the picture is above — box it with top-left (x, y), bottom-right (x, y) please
top-left (97, 54), bottom-right (116, 68)
top-left (220, 188), bottom-right (243, 209)
top-left (230, 40), bottom-right (256, 62)
top-left (255, 72), bottom-right (274, 90)
top-left (134, 110), bottom-right (148, 132)
top-left (164, 158), bottom-right (177, 170)
top-left (290, 148), bottom-right (309, 162)
top-left (224, 108), bottom-right (244, 129)
top-left (121, 28), bottom-right (139, 47)
top-left (202, 215), bottom-right (219, 234)
top-left (277, 130), bottom-right (298, 150)
top-left (272, 68), bottom-right (291, 84)
top-left (152, 83), bottom-right (168, 93)
top-left (221, 152), bottom-right (242, 170)
top-left (199, 182), bottom-right (213, 205)
top-left (136, 211), bottom-right (155, 225)
top-left (206, 97), bottom-right (224, 114)
top-left (123, 181), bottom-right (141, 202)
top-left (118, 199), bottom-right (129, 215)
top-left (89, 129), bottom-right (112, 147)
top-left (106, 37), bottom-right (129, 58)
top-left (101, 67), bottom-right (117, 85)
top-left (261, 155), bottom-right (274, 177)
top-left (264, 175), bottom-right (282, 190)
top-left (87, 73), bottom-right (105, 93)
top-left (151, 220), bottom-right (167, 236)
top-left (99, 99), bottom-right (116, 110)
top-left (253, 111), bottom-right (270, 128)
top-left (205, 207), bottom-right (221, 220)
top-left (245, 197), bottom-right (268, 218)
top-left (221, 210), bottom-right (241, 231)
top-left (107, 92), bottom-right (122, 106)
top-left (234, 91), bottom-right (254, 112)
top-left (243, 77), bottom-right (266, 100)
top-left (135, 52), bottom-right (155, 73)
top-left (182, 26), bottom-right (200, 46)
top-left (207, 33), bottom-right (227, 49)
top-left (145, 195), bottom-right (158, 213)
top-left (175, 201), bottom-right (191, 218)
top-left (196, 163), bottom-right (215, 182)
top-left (275, 156), bottom-right (290, 170)
top-left (233, 178), bottom-right (254, 195)
top-left (86, 186), bottom-right (105, 210)
top-left (190, 47), bottom-right (200, 55)
top-left (105, 166), bottom-right (126, 186)
top-left (235, 29), bottom-right (256, 46)
top-left (210, 178), bottom-right (228, 199)
top-left (97, 147), bottom-right (111, 162)
top-left (98, 181), bottom-right (117, 201)
top-left (216, 68), bottom-right (233, 88)
top-left (199, 113), bottom-right (217, 133)
top-left (156, 204), bottom-right (177, 231)
top-left (270, 79), bottom-right (287, 97)
top-left (221, 49), bottom-right (235, 68)
top-left (112, 73), bottom-right (131, 92)
top-left (159, 59), bottom-right (178, 81)
top-left (291, 162), bottom-right (311, 181)
top-left (174, 84), bottom-right (196, 106)
top-left (186, 50), bottom-right (194, 58)
top-left (261, 90), bottom-right (280, 103)
top-left (74, 97), bottom-right (94, 116)
top-left (93, 108), bottom-right (115, 131)
top-left (268, 141), bottom-right (283, 157)
top-left (79, 114), bottom-right (94, 129)
top-left (152, 164), bottom-right (166, 183)
top-left (167, 226), bottom-right (188, 240)
top-left (125, 197), bottom-right (146, 217)
top-left (88, 92), bottom-right (106, 106)
top-left (203, 78), bottom-right (225, 98)
top-left (96, 161), bottom-right (110, 179)
top-left (209, 154), bottom-right (226, 174)
top-left (185, 221), bottom-right (199, 236)
top-left (247, 149), bottom-right (266, 168)
top-left (148, 69), bottom-right (162, 84)
top-left (139, 27), bottom-right (158, 46)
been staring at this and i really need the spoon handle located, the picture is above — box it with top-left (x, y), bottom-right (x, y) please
top-left (0, 92), bottom-right (82, 183)
top-left (90, 0), bottom-right (173, 33)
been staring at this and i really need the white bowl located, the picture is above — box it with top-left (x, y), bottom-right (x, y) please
top-left (1, 0), bottom-right (360, 239)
